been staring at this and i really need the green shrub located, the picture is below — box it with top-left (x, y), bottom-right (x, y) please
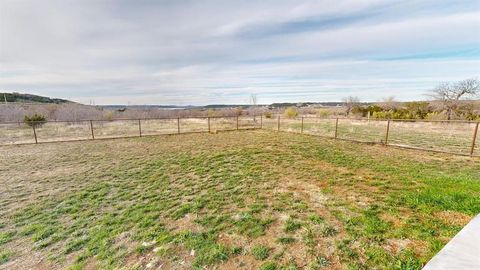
top-left (24, 113), bottom-right (47, 127)
top-left (316, 109), bottom-right (331, 118)
top-left (284, 107), bottom-right (298, 118)
top-left (264, 111), bottom-right (273, 119)
top-left (251, 245), bottom-right (269, 260)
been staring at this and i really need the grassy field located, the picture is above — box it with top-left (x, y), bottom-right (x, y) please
top-left (0, 130), bottom-right (479, 269)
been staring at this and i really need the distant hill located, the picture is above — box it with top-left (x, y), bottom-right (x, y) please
top-left (0, 92), bottom-right (72, 104)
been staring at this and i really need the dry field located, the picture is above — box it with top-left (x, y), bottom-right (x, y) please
top-left (0, 130), bottom-right (479, 270)
top-left (262, 118), bottom-right (480, 156)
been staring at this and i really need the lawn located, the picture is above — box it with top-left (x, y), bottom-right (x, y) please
top-left (0, 130), bottom-right (479, 269)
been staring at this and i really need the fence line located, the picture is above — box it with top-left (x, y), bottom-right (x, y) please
top-left (0, 116), bottom-right (261, 146)
top-left (1, 115), bottom-right (479, 157)
top-left (262, 116), bottom-right (479, 157)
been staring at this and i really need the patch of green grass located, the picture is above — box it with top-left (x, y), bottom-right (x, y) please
top-left (277, 236), bottom-right (295, 245)
top-left (251, 245), bottom-right (270, 260)
top-left (260, 261), bottom-right (277, 270)
top-left (0, 249), bottom-right (13, 265)
top-left (234, 213), bottom-right (274, 237)
top-left (281, 261), bottom-right (299, 270)
top-left (308, 214), bottom-right (325, 224)
top-left (321, 225), bottom-right (338, 237)
top-left (173, 231), bottom-right (233, 267)
top-left (0, 231), bottom-right (15, 245)
top-left (283, 218), bottom-right (302, 233)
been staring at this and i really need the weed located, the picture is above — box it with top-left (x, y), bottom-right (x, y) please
top-left (260, 261), bottom-right (277, 270)
top-left (0, 249), bottom-right (13, 265)
top-left (283, 218), bottom-right (302, 233)
top-left (277, 236), bottom-right (295, 245)
top-left (251, 245), bottom-right (270, 260)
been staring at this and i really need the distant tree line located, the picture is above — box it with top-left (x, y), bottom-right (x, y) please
top-left (344, 78), bottom-right (480, 121)
top-left (1, 92), bottom-right (71, 104)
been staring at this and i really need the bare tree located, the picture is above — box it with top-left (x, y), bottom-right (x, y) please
top-left (342, 96), bottom-right (360, 116)
top-left (379, 96), bottom-right (398, 111)
top-left (250, 93), bottom-right (257, 107)
top-left (250, 93), bottom-right (258, 120)
top-left (429, 78), bottom-right (480, 120)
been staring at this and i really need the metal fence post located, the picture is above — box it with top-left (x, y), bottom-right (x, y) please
top-left (260, 115), bottom-right (263, 129)
top-left (277, 116), bottom-right (280, 131)
top-left (334, 118), bottom-right (339, 139)
top-left (138, 119), bottom-right (142, 137)
top-left (470, 122), bottom-right (479, 156)
top-left (236, 116), bottom-right (239, 130)
top-left (385, 120), bottom-right (390, 145)
top-left (177, 118), bottom-right (180, 134)
top-left (32, 124), bottom-right (38, 144)
top-left (90, 120), bottom-right (95, 140)
top-left (208, 117), bottom-right (211, 133)
top-left (301, 117), bottom-right (304, 133)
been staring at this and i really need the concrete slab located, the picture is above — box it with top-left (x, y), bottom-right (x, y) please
top-left (422, 214), bottom-right (480, 270)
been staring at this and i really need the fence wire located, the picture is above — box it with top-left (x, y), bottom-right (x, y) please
top-left (1, 116), bottom-right (478, 156)
top-left (262, 117), bottom-right (479, 157)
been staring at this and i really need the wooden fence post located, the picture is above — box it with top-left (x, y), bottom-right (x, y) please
top-left (236, 116), bottom-right (239, 130)
top-left (385, 120), bottom-right (390, 145)
top-left (334, 118), bottom-right (339, 139)
top-left (260, 115), bottom-right (263, 129)
top-left (301, 117), bottom-right (304, 133)
top-left (32, 124), bottom-right (38, 144)
top-left (90, 120), bottom-right (95, 140)
top-left (277, 116), bottom-right (280, 131)
top-left (470, 122), bottom-right (479, 156)
top-left (177, 118), bottom-right (180, 134)
top-left (208, 117), bottom-right (211, 133)
top-left (138, 119), bottom-right (142, 137)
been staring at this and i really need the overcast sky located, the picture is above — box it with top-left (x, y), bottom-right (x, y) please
top-left (1, 0), bottom-right (479, 105)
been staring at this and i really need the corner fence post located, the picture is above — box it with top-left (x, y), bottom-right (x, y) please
top-left (277, 116), bottom-right (280, 131)
top-left (236, 116), bottom-right (239, 130)
top-left (260, 115), bottom-right (263, 129)
top-left (470, 122), bottom-right (479, 156)
top-left (334, 118), bottom-right (339, 139)
top-left (301, 116), bottom-right (304, 133)
top-left (208, 117), bottom-right (211, 133)
top-left (32, 124), bottom-right (38, 144)
top-left (177, 118), bottom-right (180, 134)
top-left (90, 120), bottom-right (95, 140)
top-left (138, 119), bottom-right (142, 137)
top-left (385, 120), bottom-right (390, 145)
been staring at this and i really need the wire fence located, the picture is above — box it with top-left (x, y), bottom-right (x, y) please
top-left (1, 115), bottom-right (479, 157)
top-left (262, 116), bottom-right (480, 157)
top-left (0, 116), bottom-right (260, 145)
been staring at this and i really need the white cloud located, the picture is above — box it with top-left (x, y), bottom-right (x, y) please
top-left (0, 0), bottom-right (479, 104)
